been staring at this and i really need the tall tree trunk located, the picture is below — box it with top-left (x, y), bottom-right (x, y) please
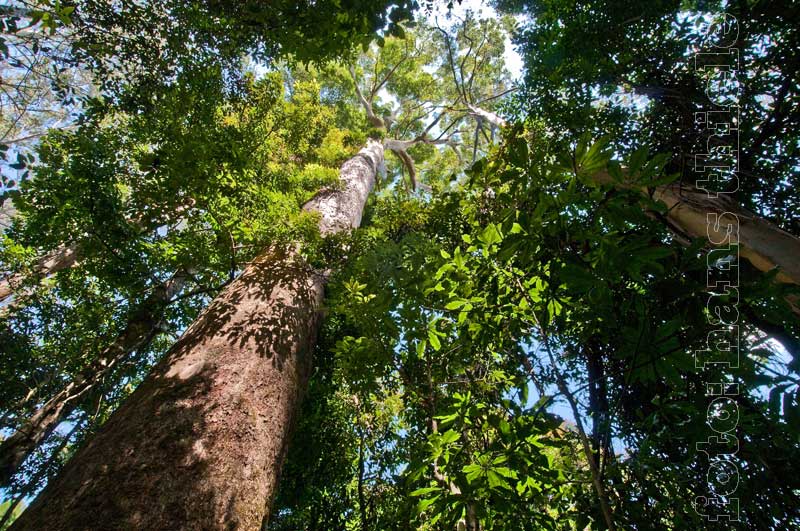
top-left (0, 243), bottom-right (80, 303)
top-left (0, 270), bottom-right (188, 488)
top-left (10, 140), bottom-right (384, 531)
top-left (594, 173), bottom-right (800, 316)
top-left (470, 105), bottom-right (800, 293)
top-left (585, 340), bottom-right (609, 465)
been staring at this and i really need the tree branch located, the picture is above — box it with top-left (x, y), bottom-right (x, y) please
top-left (349, 65), bottom-right (384, 128)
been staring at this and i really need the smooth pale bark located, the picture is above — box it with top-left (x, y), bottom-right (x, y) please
top-left (0, 243), bottom-right (80, 303)
top-left (10, 140), bottom-right (384, 531)
top-left (0, 271), bottom-right (188, 488)
top-left (465, 103), bottom-right (506, 129)
top-left (465, 101), bottom-right (800, 289)
top-left (348, 66), bottom-right (385, 129)
top-left (593, 172), bottom-right (800, 315)
top-left (470, 98), bottom-right (800, 312)
top-left (473, 88), bottom-right (800, 310)
top-left (647, 182), bottom-right (800, 286)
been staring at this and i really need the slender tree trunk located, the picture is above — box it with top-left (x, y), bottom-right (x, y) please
top-left (0, 199), bottom-right (195, 305)
top-left (10, 140), bottom-right (384, 531)
top-left (0, 271), bottom-right (188, 488)
top-left (0, 422), bottom-right (82, 530)
top-left (357, 434), bottom-right (368, 531)
top-left (585, 341), bottom-right (608, 463)
top-left (465, 504), bottom-right (480, 531)
top-left (513, 276), bottom-right (617, 531)
top-left (0, 243), bottom-right (80, 303)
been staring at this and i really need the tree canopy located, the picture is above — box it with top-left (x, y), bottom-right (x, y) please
top-left (1, 1), bottom-right (798, 530)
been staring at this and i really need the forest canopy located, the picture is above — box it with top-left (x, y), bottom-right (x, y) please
top-left (0, 0), bottom-right (798, 530)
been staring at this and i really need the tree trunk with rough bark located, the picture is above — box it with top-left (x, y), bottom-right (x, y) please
top-left (0, 271), bottom-right (188, 488)
top-left (10, 140), bottom-right (384, 531)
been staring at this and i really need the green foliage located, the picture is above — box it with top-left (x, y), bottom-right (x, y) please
top-left (280, 121), bottom-right (799, 529)
top-left (0, 65), bottom-right (361, 503)
top-left (0, 497), bottom-right (25, 529)
top-left (2, 3), bottom-right (799, 530)
top-left (504, 0), bottom-right (800, 234)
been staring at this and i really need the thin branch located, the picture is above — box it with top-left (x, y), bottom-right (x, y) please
top-left (513, 276), bottom-right (617, 531)
top-left (349, 65), bottom-right (384, 128)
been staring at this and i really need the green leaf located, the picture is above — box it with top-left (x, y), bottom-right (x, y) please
top-left (410, 486), bottom-right (440, 497)
top-left (445, 299), bottom-right (466, 310)
top-left (628, 146), bottom-right (649, 175)
top-left (428, 329), bottom-right (441, 351)
top-left (416, 495), bottom-right (440, 513)
top-left (463, 463), bottom-right (483, 483)
top-left (478, 223), bottom-right (503, 246)
top-left (440, 429), bottom-right (460, 444)
top-left (487, 469), bottom-right (511, 489)
top-left (416, 340), bottom-right (427, 359)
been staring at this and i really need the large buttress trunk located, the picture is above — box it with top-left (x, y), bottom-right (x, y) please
top-left (0, 271), bottom-right (188, 488)
top-left (10, 140), bottom-right (384, 531)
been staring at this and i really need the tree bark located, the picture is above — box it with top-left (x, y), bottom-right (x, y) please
top-left (465, 104), bottom-right (800, 293)
top-left (593, 172), bottom-right (800, 316)
top-left (589, 171), bottom-right (800, 285)
top-left (465, 103), bottom-right (505, 129)
top-left (0, 271), bottom-right (188, 488)
top-left (447, 94), bottom-right (800, 293)
top-left (0, 243), bottom-right (80, 303)
top-left (0, 199), bottom-right (196, 305)
top-left (647, 182), bottom-right (800, 287)
top-left (10, 140), bottom-right (384, 531)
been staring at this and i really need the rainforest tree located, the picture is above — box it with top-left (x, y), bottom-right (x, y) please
top-left (1, 1), bottom-right (799, 530)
